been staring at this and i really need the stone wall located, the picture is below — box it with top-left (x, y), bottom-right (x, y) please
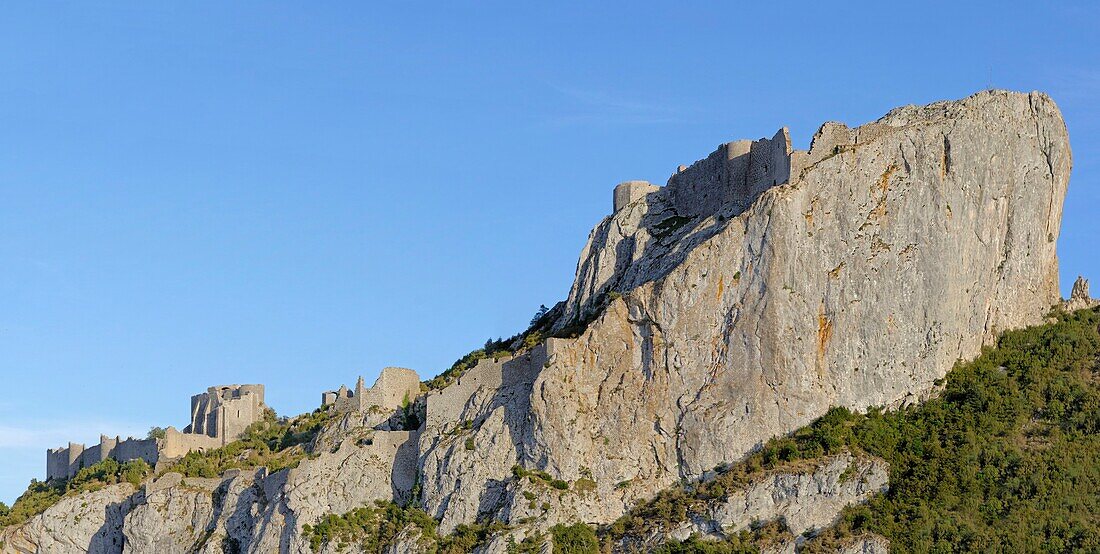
top-left (613, 180), bottom-right (659, 213)
top-left (46, 443), bottom-right (85, 481)
top-left (666, 127), bottom-right (791, 219)
top-left (322, 367), bottom-right (421, 413)
top-left (47, 383), bottom-right (266, 479)
top-left (108, 437), bottom-right (159, 469)
top-left (186, 384), bottom-right (265, 445)
top-left (160, 427), bottom-right (222, 460)
top-left (46, 436), bottom-right (160, 481)
top-left (424, 355), bottom-right (508, 431)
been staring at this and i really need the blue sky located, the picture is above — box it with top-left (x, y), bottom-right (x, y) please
top-left (1, 2), bottom-right (1097, 504)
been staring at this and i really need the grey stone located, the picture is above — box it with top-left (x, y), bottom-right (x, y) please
top-left (0, 484), bottom-right (138, 554)
top-left (2, 90), bottom-right (1074, 554)
top-left (1065, 275), bottom-right (1098, 311)
top-left (524, 91), bottom-right (1069, 525)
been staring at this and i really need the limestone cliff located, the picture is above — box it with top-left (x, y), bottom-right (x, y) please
top-left (0, 90), bottom-right (1071, 553)
top-left (532, 88), bottom-right (1066, 509)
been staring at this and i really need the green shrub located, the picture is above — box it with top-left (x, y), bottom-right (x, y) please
top-left (550, 522), bottom-right (598, 553)
top-left (304, 500), bottom-right (505, 553)
top-left (1, 457), bottom-right (153, 528)
top-left (574, 478), bottom-right (597, 494)
top-left (612, 307), bottom-right (1100, 553)
top-left (159, 408), bottom-right (337, 479)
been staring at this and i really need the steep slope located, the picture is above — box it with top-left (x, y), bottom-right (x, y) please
top-left (421, 89), bottom-right (1070, 530)
top-left (611, 305), bottom-right (1100, 553)
top-left (0, 90), bottom-right (1074, 553)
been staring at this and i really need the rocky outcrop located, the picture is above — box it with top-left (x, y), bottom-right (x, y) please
top-left (604, 452), bottom-right (888, 553)
top-left (510, 90), bottom-right (1069, 524)
top-left (0, 90), bottom-right (1072, 553)
top-left (121, 474), bottom-right (218, 553)
top-left (673, 453), bottom-right (887, 541)
top-left (418, 347), bottom-right (546, 532)
top-left (1065, 276), bottom-right (1098, 311)
top-left (0, 484), bottom-right (137, 554)
top-left (835, 534), bottom-right (891, 554)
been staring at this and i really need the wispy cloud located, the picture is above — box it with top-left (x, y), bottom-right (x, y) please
top-left (1045, 67), bottom-right (1100, 102)
top-left (541, 83), bottom-right (689, 127)
top-left (0, 419), bottom-right (148, 449)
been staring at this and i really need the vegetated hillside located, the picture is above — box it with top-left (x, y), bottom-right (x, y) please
top-left (612, 306), bottom-right (1100, 553)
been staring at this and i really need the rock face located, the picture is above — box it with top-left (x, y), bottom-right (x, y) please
top-left (0, 484), bottom-right (137, 554)
top-left (0, 90), bottom-right (1071, 553)
top-left (671, 453), bottom-right (888, 542)
top-left (1065, 276), bottom-right (1098, 311)
top-left (520, 90), bottom-right (1069, 522)
top-left (610, 452), bottom-right (888, 552)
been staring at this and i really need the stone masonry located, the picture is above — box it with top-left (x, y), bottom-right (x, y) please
top-left (321, 367), bottom-right (420, 413)
top-left (184, 384), bottom-right (266, 445)
top-left (46, 384), bottom-right (266, 481)
top-left (613, 180), bottom-right (659, 213)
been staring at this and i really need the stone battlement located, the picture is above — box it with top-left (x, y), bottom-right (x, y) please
top-left (46, 383), bottom-right (266, 481)
top-left (322, 367), bottom-right (420, 413)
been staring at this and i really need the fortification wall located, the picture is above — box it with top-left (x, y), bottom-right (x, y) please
top-left (186, 384), bottom-right (265, 443)
top-left (111, 437), bottom-right (159, 467)
top-left (423, 347), bottom-right (545, 433)
top-left (81, 444), bottom-right (103, 467)
top-left (425, 355), bottom-right (508, 431)
top-left (47, 383), bottom-right (265, 479)
top-left (46, 443), bottom-right (83, 481)
top-left (218, 395), bottom-right (261, 443)
top-left (161, 427), bottom-right (222, 459)
top-left (613, 180), bottom-right (659, 213)
top-left (45, 436), bottom-right (160, 480)
top-left (666, 128), bottom-right (792, 218)
top-left (361, 367), bottom-right (420, 410)
top-left (323, 367), bottom-right (421, 413)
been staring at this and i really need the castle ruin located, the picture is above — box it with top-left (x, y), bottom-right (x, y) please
top-left (46, 384), bottom-right (266, 481)
top-left (322, 367), bottom-right (420, 413)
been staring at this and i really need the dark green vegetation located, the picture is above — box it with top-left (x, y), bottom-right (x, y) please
top-left (0, 458), bottom-right (152, 528)
top-left (0, 407), bottom-right (335, 531)
top-left (303, 499), bottom-right (523, 553)
top-left (513, 464), bottom-right (570, 491)
top-left (424, 304), bottom-right (559, 391)
top-left (550, 523), bottom-right (599, 553)
top-left (652, 215), bottom-right (695, 239)
top-left (611, 307), bottom-right (1100, 553)
top-left (161, 407), bottom-right (336, 478)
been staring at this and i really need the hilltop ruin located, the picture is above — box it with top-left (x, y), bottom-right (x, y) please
top-left (46, 384), bottom-right (266, 480)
